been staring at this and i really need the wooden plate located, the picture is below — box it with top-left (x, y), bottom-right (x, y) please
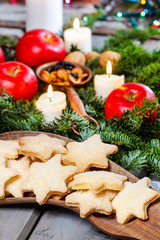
top-left (0, 131), bottom-right (160, 240)
top-left (36, 61), bottom-right (92, 87)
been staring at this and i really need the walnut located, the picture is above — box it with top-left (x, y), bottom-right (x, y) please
top-left (99, 51), bottom-right (121, 69)
top-left (64, 51), bottom-right (86, 66)
top-left (86, 51), bottom-right (100, 62)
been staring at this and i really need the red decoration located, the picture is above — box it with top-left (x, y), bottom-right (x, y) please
top-left (105, 82), bottom-right (158, 123)
top-left (0, 61), bottom-right (38, 100)
top-left (11, 0), bottom-right (16, 4)
top-left (16, 29), bottom-right (66, 67)
top-left (0, 47), bottom-right (5, 63)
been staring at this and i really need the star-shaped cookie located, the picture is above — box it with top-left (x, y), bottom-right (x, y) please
top-left (0, 154), bottom-right (18, 199)
top-left (70, 171), bottom-right (127, 193)
top-left (112, 177), bottom-right (160, 224)
top-left (18, 134), bottom-right (67, 162)
top-left (0, 140), bottom-right (20, 159)
top-left (65, 189), bottom-right (117, 218)
top-left (21, 154), bottom-right (77, 204)
top-left (65, 134), bottom-right (118, 173)
top-left (6, 156), bottom-right (30, 198)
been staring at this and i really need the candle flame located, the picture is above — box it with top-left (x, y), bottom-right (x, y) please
top-left (47, 84), bottom-right (53, 102)
top-left (106, 60), bottom-right (112, 76)
top-left (73, 18), bottom-right (80, 30)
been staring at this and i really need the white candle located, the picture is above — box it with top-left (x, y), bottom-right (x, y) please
top-left (63, 18), bottom-right (92, 54)
top-left (36, 85), bottom-right (66, 123)
top-left (26, 0), bottom-right (63, 34)
top-left (94, 61), bottom-right (125, 100)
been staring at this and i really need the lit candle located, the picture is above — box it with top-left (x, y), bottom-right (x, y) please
top-left (94, 61), bottom-right (125, 100)
top-left (63, 18), bottom-right (92, 54)
top-left (36, 85), bottom-right (67, 123)
top-left (26, 0), bottom-right (63, 33)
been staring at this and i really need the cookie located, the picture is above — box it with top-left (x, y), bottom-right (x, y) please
top-left (6, 156), bottom-right (30, 198)
top-left (66, 134), bottom-right (118, 172)
top-left (70, 171), bottom-right (127, 193)
top-left (0, 140), bottom-right (19, 159)
top-left (19, 134), bottom-right (67, 162)
top-left (21, 154), bottom-right (77, 204)
top-left (0, 154), bottom-right (18, 199)
top-left (112, 177), bottom-right (160, 224)
top-left (66, 189), bottom-right (117, 218)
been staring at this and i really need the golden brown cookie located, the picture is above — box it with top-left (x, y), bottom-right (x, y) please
top-left (6, 156), bottom-right (30, 198)
top-left (112, 177), bottom-right (160, 224)
top-left (0, 140), bottom-right (20, 159)
top-left (21, 154), bottom-right (77, 204)
top-left (70, 171), bottom-right (127, 193)
top-left (0, 154), bottom-right (18, 199)
top-left (65, 134), bottom-right (118, 172)
top-left (18, 134), bottom-right (67, 162)
top-left (66, 189), bottom-right (117, 218)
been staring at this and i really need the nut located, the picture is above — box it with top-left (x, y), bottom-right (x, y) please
top-left (64, 51), bottom-right (86, 66)
top-left (99, 50), bottom-right (121, 69)
top-left (86, 51), bottom-right (100, 62)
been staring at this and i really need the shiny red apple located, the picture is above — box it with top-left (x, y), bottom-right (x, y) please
top-left (105, 82), bottom-right (158, 123)
top-left (0, 61), bottom-right (38, 100)
top-left (16, 29), bottom-right (66, 67)
top-left (0, 47), bottom-right (5, 63)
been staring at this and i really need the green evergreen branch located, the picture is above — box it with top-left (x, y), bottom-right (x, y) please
top-left (120, 150), bottom-right (147, 171)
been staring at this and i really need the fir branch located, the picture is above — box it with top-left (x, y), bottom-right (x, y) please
top-left (69, 44), bottom-right (81, 53)
top-left (146, 139), bottom-right (160, 176)
top-left (0, 35), bottom-right (17, 61)
top-left (86, 58), bottom-right (105, 76)
top-left (120, 150), bottom-right (147, 171)
top-left (42, 108), bottom-right (90, 140)
top-left (0, 93), bottom-right (43, 132)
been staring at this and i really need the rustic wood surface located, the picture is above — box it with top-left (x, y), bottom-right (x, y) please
top-left (0, 131), bottom-right (159, 240)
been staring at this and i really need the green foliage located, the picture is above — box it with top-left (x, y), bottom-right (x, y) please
top-left (0, 30), bottom-right (160, 176)
top-left (81, 9), bottom-right (104, 29)
top-left (0, 35), bottom-right (17, 61)
top-left (0, 92), bottom-right (44, 132)
top-left (147, 139), bottom-right (160, 176)
top-left (120, 150), bottom-right (147, 171)
top-left (69, 44), bottom-right (81, 53)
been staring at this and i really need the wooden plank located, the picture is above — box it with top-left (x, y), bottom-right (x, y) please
top-left (17, 205), bottom-right (46, 240)
top-left (0, 21), bottom-right (25, 30)
top-left (29, 206), bottom-right (117, 240)
top-left (0, 204), bottom-right (42, 240)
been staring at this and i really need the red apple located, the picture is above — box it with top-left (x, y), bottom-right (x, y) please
top-left (105, 82), bottom-right (158, 123)
top-left (0, 47), bottom-right (5, 63)
top-left (0, 61), bottom-right (38, 100)
top-left (16, 29), bottom-right (66, 67)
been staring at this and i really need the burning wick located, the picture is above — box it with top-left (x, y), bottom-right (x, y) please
top-left (106, 60), bottom-right (112, 78)
top-left (73, 18), bottom-right (80, 30)
top-left (47, 85), bottom-right (54, 103)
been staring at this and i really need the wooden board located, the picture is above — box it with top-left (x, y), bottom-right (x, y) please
top-left (0, 205), bottom-right (42, 240)
top-left (0, 131), bottom-right (159, 240)
top-left (29, 206), bottom-right (115, 240)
